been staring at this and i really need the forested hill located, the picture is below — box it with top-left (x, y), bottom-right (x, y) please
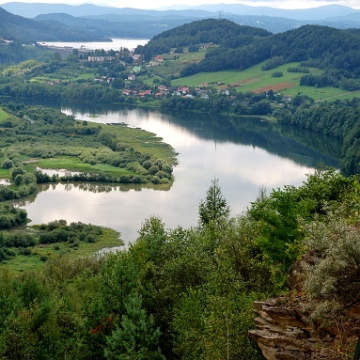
top-left (181, 24), bottom-right (360, 76)
top-left (0, 7), bottom-right (107, 43)
top-left (137, 19), bottom-right (271, 60)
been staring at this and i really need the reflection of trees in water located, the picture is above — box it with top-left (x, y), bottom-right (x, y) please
top-left (14, 100), bottom-right (341, 169)
top-left (70, 182), bottom-right (171, 193)
top-left (13, 180), bottom-right (171, 210)
top-left (165, 112), bottom-right (341, 169)
top-left (66, 102), bottom-right (341, 169)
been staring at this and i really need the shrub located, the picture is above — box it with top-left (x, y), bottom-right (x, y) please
top-left (19, 248), bottom-right (32, 256)
top-left (272, 71), bottom-right (283, 78)
top-left (39, 232), bottom-right (57, 244)
top-left (1, 159), bottom-right (13, 169)
top-left (151, 176), bottom-right (160, 184)
top-left (86, 234), bottom-right (97, 243)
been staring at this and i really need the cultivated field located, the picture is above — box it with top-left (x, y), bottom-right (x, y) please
top-left (171, 61), bottom-right (360, 101)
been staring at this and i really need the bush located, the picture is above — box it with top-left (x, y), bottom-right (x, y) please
top-left (14, 174), bottom-right (23, 186)
top-left (151, 176), bottom-right (160, 184)
top-left (86, 234), bottom-right (97, 243)
top-left (19, 248), bottom-right (32, 256)
top-left (272, 71), bottom-right (283, 78)
top-left (1, 159), bottom-right (13, 169)
top-left (39, 232), bottom-right (57, 244)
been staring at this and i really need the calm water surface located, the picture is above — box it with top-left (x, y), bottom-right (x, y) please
top-left (20, 107), bottom-right (341, 245)
top-left (38, 39), bottom-right (149, 51)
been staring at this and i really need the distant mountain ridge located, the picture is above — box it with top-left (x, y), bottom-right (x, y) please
top-left (1, 2), bottom-right (358, 20)
top-left (2, 2), bottom-right (360, 40)
top-left (0, 7), bottom-right (108, 43)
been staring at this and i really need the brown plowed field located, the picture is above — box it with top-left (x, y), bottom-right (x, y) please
top-left (253, 82), bottom-right (297, 93)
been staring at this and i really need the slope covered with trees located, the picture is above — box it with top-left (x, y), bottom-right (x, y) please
top-left (0, 7), bottom-right (108, 43)
top-left (137, 19), bottom-right (271, 60)
top-left (169, 23), bottom-right (360, 78)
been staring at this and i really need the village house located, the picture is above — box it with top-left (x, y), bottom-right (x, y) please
top-left (128, 74), bottom-right (136, 81)
top-left (155, 55), bottom-right (164, 63)
top-left (88, 56), bottom-right (114, 62)
top-left (178, 86), bottom-right (190, 94)
top-left (155, 91), bottom-right (167, 97)
top-left (283, 95), bottom-right (292, 102)
top-left (132, 54), bottom-right (142, 64)
top-left (158, 85), bottom-right (167, 91)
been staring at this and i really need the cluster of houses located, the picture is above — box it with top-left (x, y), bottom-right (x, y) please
top-left (121, 85), bottom-right (212, 99)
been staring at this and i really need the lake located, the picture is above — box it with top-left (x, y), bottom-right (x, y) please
top-left (38, 38), bottom-right (149, 51)
top-left (18, 105), bottom-right (341, 246)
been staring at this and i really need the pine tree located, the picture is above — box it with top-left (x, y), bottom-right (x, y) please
top-left (199, 178), bottom-right (230, 228)
top-left (105, 294), bottom-right (165, 360)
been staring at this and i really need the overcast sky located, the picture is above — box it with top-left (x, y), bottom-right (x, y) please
top-left (1, 0), bottom-right (360, 10)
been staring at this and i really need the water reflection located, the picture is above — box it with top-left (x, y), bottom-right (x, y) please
top-left (18, 104), bottom-right (341, 245)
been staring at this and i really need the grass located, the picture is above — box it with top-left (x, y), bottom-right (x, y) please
top-left (30, 72), bottom-right (95, 83)
top-left (172, 61), bottom-right (322, 88)
top-left (35, 157), bottom-right (135, 176)
top-left (171, 60), bottom-right (360, 101)
top-left (1, 227), bottom-right (123, 273)
top-left (24, 122), bottom-right (176, 177)
top-left (0, 108), bottom-right (8, 122)
top-left (96, 123), bottom-right (176, 162)
top-left (147, 48), bottom-right (207, 80)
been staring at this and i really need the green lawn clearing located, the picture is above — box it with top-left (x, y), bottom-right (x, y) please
top-left (1, 227), bottom-right (122, 273)
top-left (171, 61), bottom-right (360, 101)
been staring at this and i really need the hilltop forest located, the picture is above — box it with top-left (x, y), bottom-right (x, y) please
top-left (0, 7), bottom-right (108, 44)
top-left (138, 20), bottom-right (360, 82)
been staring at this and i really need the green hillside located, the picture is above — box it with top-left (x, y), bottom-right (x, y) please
top-left (0, 7), bottom-right (107, 43)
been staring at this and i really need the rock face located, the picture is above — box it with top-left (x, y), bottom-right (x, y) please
top-left (249, 298), bottom-right (317, 360)
top-left (248, 254), bottom-right (360, 360)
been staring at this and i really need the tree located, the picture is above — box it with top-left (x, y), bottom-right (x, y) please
top-left (1, 159), bottom-right (13, 169)
top-left (112, 78), bottom-right (124, 89)
top-left (199, 178), bottom-right (230, 227)
top-left (105, 294), bottom-right (165, 360)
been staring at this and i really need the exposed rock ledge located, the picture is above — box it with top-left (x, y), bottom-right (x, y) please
top-left (249, 297), bottom-right (360, 360)
top-left (248, 255), bottom-right (360, 360)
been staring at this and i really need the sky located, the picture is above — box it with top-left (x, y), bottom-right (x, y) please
top-left (1, 0), bottom-right (360, 9)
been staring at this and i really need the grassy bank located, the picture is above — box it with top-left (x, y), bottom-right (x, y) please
top-left (1, 226), bottom-right (122, 273)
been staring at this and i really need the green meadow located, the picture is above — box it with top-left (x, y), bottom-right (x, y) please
top-left (1, 227), bottom-right (122, 273)
top-left (172, 61), bottom-right (360, 101)
top-left (0, 107), bottom-right (8, 122)
top-left (35, 157), bottom-right (134, 176)
top-left (30, 72), bottom-right (95, 83)
top-left (145, 48), bottom-right (207, 81)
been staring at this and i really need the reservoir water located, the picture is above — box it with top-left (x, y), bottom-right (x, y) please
top-left (19, 105), bottom-right (341, 245)
top-left (38, 39), bottom-right (149, 51)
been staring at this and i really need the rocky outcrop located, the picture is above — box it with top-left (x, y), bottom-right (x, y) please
top-left (249, 253), bottom-right (360, 360)
top-left (249, 296), bottom-right (360, 360)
